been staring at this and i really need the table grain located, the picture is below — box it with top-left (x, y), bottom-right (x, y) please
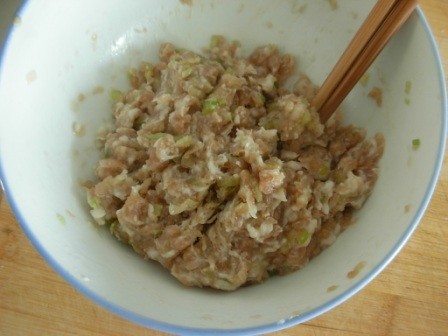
top-left (1, 1), bottom-right (447, 335)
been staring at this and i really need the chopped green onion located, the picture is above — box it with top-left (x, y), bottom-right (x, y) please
top-left (318, 165), bottom-right (330, 177)
top-left (225, 67), bottom-right (235, 75)
top-left (216, 175), bottom-right (241, 199)
top-left (110, 89), bottom-right (124, 102)
top-left (267, 269), bottom-right (277, 276)
top-left (128, 69), bottom-right (140, 88)
top-left (169, 199), bottom-right (199, 215)
top-left (57, 214), bottom-right (66, 225)
top-left (297, 229), bottom-right (309, 245)
top-left (175, 135), bottom-right (193, 148)
top-left (201, 268), bottom-right (215, 277)
top-left (404, 98), bottom-right (411, 105)
top-left (202, 98), bottom-right (225, 115)
top-left (210, 35), bottom-right (221, 48)
top-left (143, 62), bottom-right (154, 81)
top-left (87, 195), bottom-right (100, 209)
top-left (181, 66), bottom-right (193, 79)
top-left (187, 86), bottom-right (202, 97)
top-left (320, 194), bottom-right (329, 203)
top-left (332, 169), bottom-right (346, 184)
top-left (147, 133), bottom-right (167, 141)
top-left (217, 175), bottom-right (240, 189)
top-left (254, 93), bottom-right (266, 105)
top-left (151, 230), bottom-right (162, 239)
top-left (412, 138), bottom-right (421, 150)
top-left (109, 220), bottom-right (119, 234)
top-left (153, 204), bottom-right (163, 217)
top-left (299, 110), bottom-right (311, 125)
top-left (254, 186), bottom-right (263, 202)
top-left (134, 115), bottom-right (147, 129)
top-left (268, 43), bottom-right (279, 51)
top-left (261, 119), bottom-right (278, 130)
top-left (232, 39), bottom-right (241, 47)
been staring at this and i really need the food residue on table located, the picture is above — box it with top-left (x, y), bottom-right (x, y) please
top-left (180, 0), bottom-right (193, 5)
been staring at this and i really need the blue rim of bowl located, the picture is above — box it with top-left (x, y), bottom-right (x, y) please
top-left (0, 3), bottom-right (446, 335)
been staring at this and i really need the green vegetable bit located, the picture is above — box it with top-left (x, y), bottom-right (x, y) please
top-left (202, 98), bottom-right (225, 115)
top-left (297, 229), bottom-right (309, 245)
top-left (110, 89), bottom-right (124, 102)
top-left (153, 204), bottom-right (163, 217)
top-left (412, 138), bottom-right (421, 150)
top-left (299, 110), bottom-right (311, 125)
top-left (175, 135), bottom-right (193, 148)
top-left (181, 67), bottom-right (193, 79)
top-left (87, 195), bottom-right (100, 209)
top-left (318, 165), bottom-right (330, 177)
top-left (210, 35), bottom-right (222, 48)
top-left (216, 175), bottom-right (240, 199)
top-left (109, 221), bottom-right (119, 234)
top-left (267, 269), bottom-right (277, 277)
top-left (147, 133), bottom-right (167, 141)
top-left (169, 199), bottom-right (199, 215)
top-left (217, 175), bottom-right (241, 189)
top-left (57, 214), bottom-right (66, 225)
top-left (143, 62), bottom-right (154, 81)
top-left (225, 67), bottom-right (235, 75)
top-left (261, 119), bottom-right (278, 130)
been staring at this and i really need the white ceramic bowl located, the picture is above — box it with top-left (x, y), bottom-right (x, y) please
top-left (0, 1), bottom-right (446, 334)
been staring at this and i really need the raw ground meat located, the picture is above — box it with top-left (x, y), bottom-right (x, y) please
top-left (86, 36), bottom-right (384, 291)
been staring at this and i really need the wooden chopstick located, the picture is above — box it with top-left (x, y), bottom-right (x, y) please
top-left (312, 0), bottom-right (401, 113)
top-left (313, 0), bottom-right (418, 123)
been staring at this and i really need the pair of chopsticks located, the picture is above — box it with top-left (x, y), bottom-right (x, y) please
top-left (312, 0), bottom-right (418, 123)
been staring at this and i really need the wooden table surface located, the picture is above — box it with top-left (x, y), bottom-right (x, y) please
top-left (1, 1), bottom-right (447, 335)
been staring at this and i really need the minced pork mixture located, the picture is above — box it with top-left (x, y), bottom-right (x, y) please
top-left (85, 36), bottom-right (384, 291)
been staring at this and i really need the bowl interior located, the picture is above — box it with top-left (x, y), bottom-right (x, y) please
top-left (0, 0), bottom-right (445, 333)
